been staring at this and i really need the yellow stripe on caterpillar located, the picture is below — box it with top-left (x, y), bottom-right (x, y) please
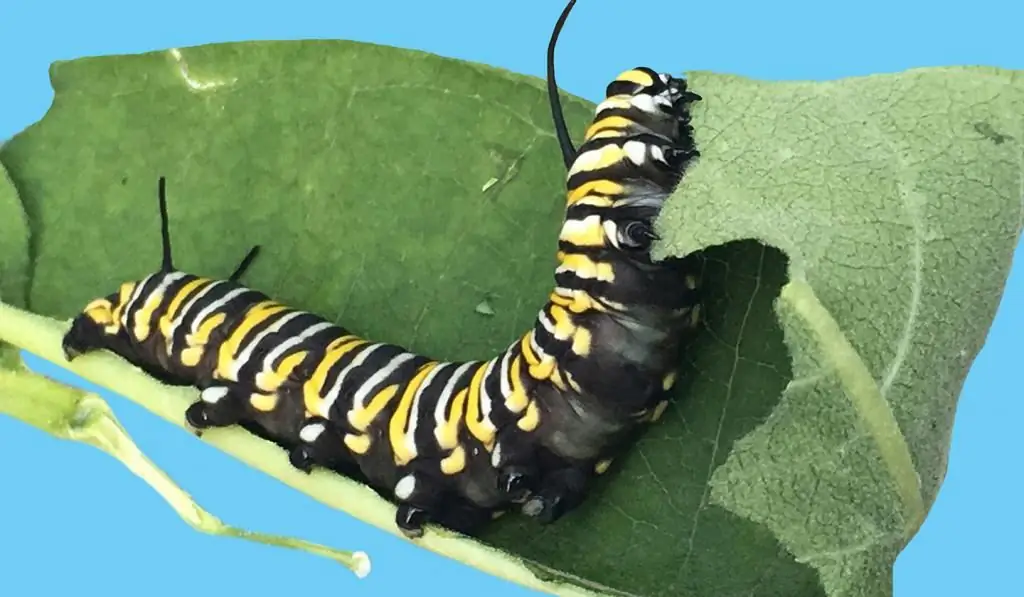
top-left (615, 68), bottom-right (655, 87)
top-left (574, 195), bottom-right (616, 209)
top-left (179, 346), bottom-right (202, 368)
top-left (517, 400), bottom-right (540, 432)
top-left (557, 253), bottom-right (615, 282)
top-left (546, 303), bottom-right (576, 340)
top-left (520, 334), bottom-right (540, 367)
top-left (550, 292), bottom-right (573, 309)
top-left (255, 350), bottom-right (308, 393)
top-left (557, 288), bottom-right (602, 317)
top-left (584, 115), bottom-right (635, 140)
top-left (594, 94), bottom-right (636, 114)
top-left (588, 129), bottom-right (630, 141)
top-left (505, 355), bottom-right (529, 413)
top-left (435, 387), bottom-right (468, 450)
top-left (303, 336), bottom-right (364, 413)
top-left (559, 215), bottom-right (606, 247)
top-left (566, 179), bottom-right (623, 206)
top-left (431, 361), bottom-right (474, 449)
top-left (159, 278), bottom-right (209, 338)
top-left (345, 433), bottom-right (371, 455)
top-left (348, 383), bottom-right (399, 431)
top-left (440, 445), bottom-right (467, 475)
top-left (529, 355), bottom-right (556, 380)
top-left (249, 392), bottom-right (278, 412)
top-left (389, 362), bottom-right (440, 466)
top-left (529, 333), bottom-right (547, 363)
top-left (180, 312), bottom-right (227, 367)
top-left (188, 312), bottom-right (226, 347)
top-left (558, 288), bottom-right (603, 314)
top-left (216, 301), bottom-right (287, 380)
top-left (571, 326), bottom-right (592, 357)
top-left (110, 282), bottom-right (136, 330)
top-left (568, 145), bottom-right (628, 178)
top-left (83, 298), bottom-right (114, 326)
top-left (465, 362), bottom-right (496, 449)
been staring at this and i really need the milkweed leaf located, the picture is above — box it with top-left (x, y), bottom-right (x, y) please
top-left (0, 159), bottom-right (29, 311)
top-left (0, 41), bottom-right (1020, 597)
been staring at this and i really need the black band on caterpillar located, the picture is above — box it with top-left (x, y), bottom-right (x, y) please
top-left (61, 0), bottom-right (704, 539)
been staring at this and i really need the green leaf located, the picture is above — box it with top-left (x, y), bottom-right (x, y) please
top-left (0, 41), bottom-right (1020, 597)
top-left (0, 158), bottom-right (30, 311)
top-left (656, 68), bottom-right (1024, 597)
top-left (0, 158), bottom-right (30, 368)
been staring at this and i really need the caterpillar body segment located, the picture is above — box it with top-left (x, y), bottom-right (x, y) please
top-left (280, 60), bottom-right (704, 533)
top-left (60, 0), bottom-right (704, 539)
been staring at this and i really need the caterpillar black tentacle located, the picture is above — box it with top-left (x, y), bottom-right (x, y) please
top-left (61, 0), bottom-right (704, 539)
top-left (547, 0), bottom-right (579, 168)
top-left (228, 245), bottom-right (262, 283)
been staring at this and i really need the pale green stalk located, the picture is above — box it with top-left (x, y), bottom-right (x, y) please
top-left (0, 366), bottom-right (371, 578)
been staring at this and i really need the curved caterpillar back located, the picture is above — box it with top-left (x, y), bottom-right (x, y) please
top-left (62, 0), bottom-right (703, 538)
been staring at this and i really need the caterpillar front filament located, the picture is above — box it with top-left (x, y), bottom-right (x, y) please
top-left (61, 0), bottom-right (704, 539)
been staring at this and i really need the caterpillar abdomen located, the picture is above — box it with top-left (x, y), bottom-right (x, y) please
top-left (61, 0), bottom-right (703, 538)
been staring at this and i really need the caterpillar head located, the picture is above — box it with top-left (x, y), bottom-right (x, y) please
top-left (62, 282), bottom-right (139, 361)
top-left (62, 278), bottom-right (199, 388)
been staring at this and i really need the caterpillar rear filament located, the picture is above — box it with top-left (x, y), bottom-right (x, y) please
top-left (62, 0), bottom-right (703, 538)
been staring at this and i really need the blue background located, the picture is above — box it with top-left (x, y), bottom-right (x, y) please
top-left (0, 0), bottom-right (1020, 595)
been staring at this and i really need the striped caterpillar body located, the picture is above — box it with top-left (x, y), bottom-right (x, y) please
top-left (61, 0), bottom-right (704, 538)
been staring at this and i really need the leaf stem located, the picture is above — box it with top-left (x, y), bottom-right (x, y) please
top-left (0, 368), bottom-right (371, 578)
top-left (0, 300), bottom-right (610, 597)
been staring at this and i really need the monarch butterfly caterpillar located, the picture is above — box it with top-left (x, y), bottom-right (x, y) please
top-left (61, 0), bottom-right (704, 538)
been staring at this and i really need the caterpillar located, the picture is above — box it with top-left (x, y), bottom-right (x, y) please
top-left (60, 0), bottom-right (704, 538)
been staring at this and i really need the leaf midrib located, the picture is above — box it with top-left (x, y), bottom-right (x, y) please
top-left (780, 279), bottom-right (925, 540)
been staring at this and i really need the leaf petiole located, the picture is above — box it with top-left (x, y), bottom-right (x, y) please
top-left (0, 366), bottom-right (371, 578)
